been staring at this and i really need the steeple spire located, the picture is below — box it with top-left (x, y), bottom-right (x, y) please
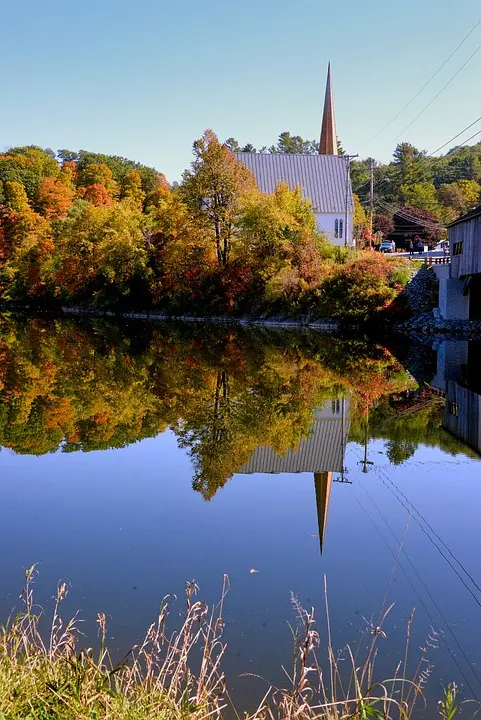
top-left (319, 62), bottom-right (338, 155)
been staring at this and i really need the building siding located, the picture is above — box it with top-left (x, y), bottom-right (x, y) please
top-left (449, 214), bottom-right (481, 279)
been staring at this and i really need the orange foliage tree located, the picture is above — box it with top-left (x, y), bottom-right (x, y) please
top-left (37, 177), bottom-right (74, 219)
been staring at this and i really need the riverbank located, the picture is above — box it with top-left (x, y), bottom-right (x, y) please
top-left (395, 311), bottom-right (481, 340)
top-left (0, 570), bottom-right (461, 720)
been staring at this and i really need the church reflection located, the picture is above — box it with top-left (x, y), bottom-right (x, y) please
top-left (431, 341), bottom-right (481, 456)
top-left (238, 398), bottom-right (351, 553)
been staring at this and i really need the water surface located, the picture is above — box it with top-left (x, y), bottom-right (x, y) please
top-left (0, 317), bottom-right (480, 712)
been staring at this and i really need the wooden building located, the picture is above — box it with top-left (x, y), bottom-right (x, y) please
top-left (431, 340), bottom-right (481, 456)
top-left (435, 205), bottom-right (481, 320)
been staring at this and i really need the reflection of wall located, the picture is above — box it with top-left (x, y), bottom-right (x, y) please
top-left (238, 399), bottom-right (350, 553)
top-left (432, 341), bottom-right (481, 456)
top-left (431, 341), bottom-right (469, 393)
top-left (444, 383), bottom-right (481, 455)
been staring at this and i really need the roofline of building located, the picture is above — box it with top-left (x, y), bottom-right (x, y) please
top-left (234, 151), bottom-right (348, 159)
top-left (447, 204), bottom-right (481, 228)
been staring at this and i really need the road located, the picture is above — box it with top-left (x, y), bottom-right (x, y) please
top-left (393, 249), bottom-right (448, 258)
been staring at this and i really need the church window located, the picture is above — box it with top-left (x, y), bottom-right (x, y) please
top-left (339, 219), bottom-right (343, 238)
top-left (334, 219), bottom-right (339, 238)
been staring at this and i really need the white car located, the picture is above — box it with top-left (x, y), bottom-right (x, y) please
top-left (379, 241), bottom-right (394, 253)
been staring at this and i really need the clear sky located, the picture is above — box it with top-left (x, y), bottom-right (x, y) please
top-left (1, 0), bottom-right (480, 181)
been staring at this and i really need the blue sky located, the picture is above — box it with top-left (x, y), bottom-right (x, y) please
top-left (1, 0), bottom-right (480, 181)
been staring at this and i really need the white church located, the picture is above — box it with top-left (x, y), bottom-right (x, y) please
top-left (235, 64), bottom-right (354, 247)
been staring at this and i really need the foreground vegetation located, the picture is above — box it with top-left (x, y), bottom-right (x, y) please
top-left (0, 137), bottom-right (410, 322)
top-left (0, 568), bottom-right (465, 720)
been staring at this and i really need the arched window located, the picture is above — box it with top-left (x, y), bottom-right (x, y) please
top-left (334, 219), bottom-right (339, 238)
top-left (339, 219), bottom-right (344, 239)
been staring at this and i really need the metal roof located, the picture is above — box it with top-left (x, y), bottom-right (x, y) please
top-left (238, 402), bottom-right (350, 475)
top-left (234, 152), bottom-right (352, 214)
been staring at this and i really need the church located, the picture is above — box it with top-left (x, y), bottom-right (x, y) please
top-left (235, 64), bottom-right (354, 247)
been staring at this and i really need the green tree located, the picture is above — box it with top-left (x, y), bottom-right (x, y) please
top-left (400, 182), bottom-right (441, 216)
top-left (224, 138), bottom-right (240, 152)
top-left (392, 143), bottom-right (430, 193)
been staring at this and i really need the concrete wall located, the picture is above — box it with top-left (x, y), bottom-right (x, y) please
top-left (434, 264), bottom-right (470, 320)
top-left (431, 340), bottom-right (469, 393)
top-left (315, 212), bottom-right (354, 247)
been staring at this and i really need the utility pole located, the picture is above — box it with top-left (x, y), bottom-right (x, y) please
top-left (344, 154), bottom-right (358, 248)
top-left (359, 406), bottom-right (374, 473)
top-left (369, 158), bottom-right (374, 248)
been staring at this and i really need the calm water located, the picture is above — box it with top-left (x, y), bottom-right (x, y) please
top-left (0, 317), bottom-right (480, 713)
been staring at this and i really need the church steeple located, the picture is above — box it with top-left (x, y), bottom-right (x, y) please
top-left (319, 63), bottom-right (338, 155)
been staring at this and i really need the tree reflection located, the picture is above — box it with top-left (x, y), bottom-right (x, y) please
top-left (0, 316), bottom-right (474, 500)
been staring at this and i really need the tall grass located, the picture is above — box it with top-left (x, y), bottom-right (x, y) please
top-left (0, 567), bottom-right (467, 719)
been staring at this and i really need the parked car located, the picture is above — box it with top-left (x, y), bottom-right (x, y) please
top-left (379, 240), bottom-right (394, 253)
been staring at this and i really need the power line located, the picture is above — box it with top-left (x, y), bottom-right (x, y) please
top-left (428, 115), bottom-right (481, 156)
top-left (353, 488), bottom-right (481, 700)
top-left (389, 39), bottom-right (481, 145)
top-left (376, 199), bottom-right (441, 227)
top-left (382, 474), bottom-right (481, 600)
top-left (459, 127), bottom-right (481, 148)
top-left (371, 17), bottom-right (481, 140)
top-left (376, 199), bottom-right (443, 228)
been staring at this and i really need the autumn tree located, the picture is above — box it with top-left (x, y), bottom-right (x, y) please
top-left (54, 201), bottom-right (148, 304)
top-left (181, 130), bottom-right (257, 267)
top-left (0, 181), bottom-right (54, 299)
top-left (373, 214), bottom-right (394, 238)
top-left (37, 177), bottom-right (74, 219)
top-left (237, 183), bottom-right (325, 304)
top-left (0, 146), bottom-right (60, 202)
top-left (146, 191), bottom-right (215, 305)
top-left (121, 170), bottom-right (146, 208)
top-left (353, 193), bottom-right (369, 242)
top-left (78, 163), bottom-right (119, 197)
top-left (437, 183), bottom-right (465, 215)
top-left (457, 179), bottom-right (481, 209)
top-left (145, 173), bottom-right (171, 209)
top-left (78, 183), bottom-right (114, 206)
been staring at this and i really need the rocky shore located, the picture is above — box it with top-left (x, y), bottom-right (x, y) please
top-left (396, 311), bottom-right (481, 340)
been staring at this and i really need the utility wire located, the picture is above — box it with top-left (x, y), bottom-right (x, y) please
top-left (378, 471), bottom-right (481, 612)
top-left (428, 115), bottom-right (481, 156)
top-left (382, 474), bottom-right (481, 599)
top-left (376, 198), bottom-right (441, 226)
top-left (371, 17), bottom-right (481, 140)
top-left (389, 39), bottom-right (481, 145)
top-left (376, 199), bottom-right (443, 228)
top-left (353, 488), bottom-right (481, 700)
top-left (458, 127), bottom-right (481, 148)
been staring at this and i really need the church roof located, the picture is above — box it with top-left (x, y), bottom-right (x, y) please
top-left (234, 152), bottom-right (352, 214)
top-left (320, 62), bottom-right (338, 155)
top-left (238, 403), bottom-right (350, 475)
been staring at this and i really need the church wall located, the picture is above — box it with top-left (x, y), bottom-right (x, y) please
top-left (315, 212), bottom-right (354, 247)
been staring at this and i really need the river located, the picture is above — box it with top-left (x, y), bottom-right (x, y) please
top-left (0, 316), bottom-right (480, 714)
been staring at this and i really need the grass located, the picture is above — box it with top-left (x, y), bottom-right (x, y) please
top-left (0, 567), bottom-right (469, 720)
